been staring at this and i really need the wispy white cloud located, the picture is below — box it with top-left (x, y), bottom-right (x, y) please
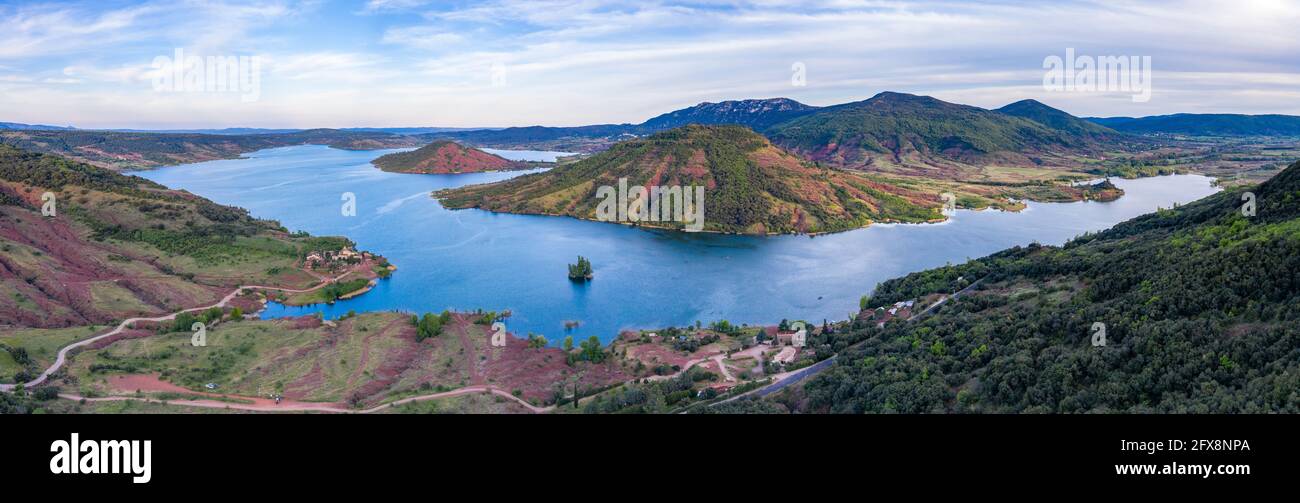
top-left (3, 0), bottom-right (1299, 128)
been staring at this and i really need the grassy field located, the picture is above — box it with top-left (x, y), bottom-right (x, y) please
top-left (376, 393), bottom-right (535, 414)
top-left (17, 389), bottom-right (533, 413)
top-left (282, 277), bottom-right (373, 306)
top-left (0, 326), bottom-right (105, 383)
top-left (63, 312), bottom-right (474, 406)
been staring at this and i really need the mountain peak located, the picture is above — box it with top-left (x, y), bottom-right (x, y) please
top-left (639, 98), bottom-right (818, 131)
top-left (865, 91), bottom-right (940, 104)
top-left (996, 99), bottom-right (1118, 137)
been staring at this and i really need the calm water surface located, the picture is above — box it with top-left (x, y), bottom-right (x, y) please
top-left (481, 148), bottom-right (576, 162)
top-left (139, 145), bottom-right (1221, 343)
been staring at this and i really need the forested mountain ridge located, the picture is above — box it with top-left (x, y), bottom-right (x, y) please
top-left (639, 98), bottom-right (820, 131)
top-left (1088, 114), bottom-right (1300, 136)
top-left (796, 160), bottom-right (1300, 413)
top-left (764, 92), bottom-right (1113, 170)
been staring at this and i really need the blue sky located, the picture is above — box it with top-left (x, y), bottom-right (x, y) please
top-left (1, 0), bottom-right (1298, 129)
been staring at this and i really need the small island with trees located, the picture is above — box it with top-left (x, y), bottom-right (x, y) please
top-left (568, 256), bottom-right (593, 281)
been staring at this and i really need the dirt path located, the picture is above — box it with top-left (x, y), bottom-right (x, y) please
top-left (643, 352), bottom-right (721, 382)
top-left (453, 322), bottom-right (484, 385)
top-left (60, 384), bottom-right (552, 414)
top-left (0, 270), bottom-right (356, 392)
top-left (345, 317), bottom-right (403, 390)
top-left (3, 261), bottom-right (558, 414)
top-left (712, 355), bottom-right (736, 382)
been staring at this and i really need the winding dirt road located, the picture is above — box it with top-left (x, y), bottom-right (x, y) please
top-left (3, 267), bottom-right (556, 414)
top-left (60, 384), bottom-right (552, 414)
top-left (0, 272), bottom-right (354, 392)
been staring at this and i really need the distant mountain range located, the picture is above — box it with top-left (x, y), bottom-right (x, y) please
top-left (0, 122), bottom-right (75, 131)
top-left (0, 123), bottom-right (490, 136)
top-left (8, 92), bottom-right (1297, 173)
top-left (420, 97), bottom-right (828, 152)
top-left (765, 92), bottom-right (1117, 169)
top-left (427, 93), bottom-right (1142, 171)
top-left (0, 128), bottom-right (420, 170)
top-left (1087, 114), bottom-right (1300, 136)
top-left (436, 125), bottom-right (940, 235)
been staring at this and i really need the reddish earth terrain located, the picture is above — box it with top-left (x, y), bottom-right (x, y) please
top-left (371, 140), bottom-right (517, 174)
top-left (0, 202), bottom-right (229, 328)
top-left (88, 312), bottom-right (636, 412)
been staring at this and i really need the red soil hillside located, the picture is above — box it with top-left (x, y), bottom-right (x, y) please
top-left (371, 140), bottom-right (518, 174)
top-left (0, 144), bottom-right (349, 328)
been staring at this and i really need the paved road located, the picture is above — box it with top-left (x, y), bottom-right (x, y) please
top-left (717, 277), bottom-right (986, 405)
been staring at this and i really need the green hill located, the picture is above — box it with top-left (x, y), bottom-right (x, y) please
top-left (794, 160), bottom-right (1300, 413)
top-left (765, 92), bottom-right (1109, 169)
top-left (0, 144), bottom-right (364, 331)
top-left (436, 125), bottom-right (941, 235)
top-left (996, 99), bottom-right (1119, 139)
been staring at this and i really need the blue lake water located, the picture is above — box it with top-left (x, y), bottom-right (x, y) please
top-left (481, 148), bottom-right (576, 162)
top-left (139, 145), bottom-right (1221, 343)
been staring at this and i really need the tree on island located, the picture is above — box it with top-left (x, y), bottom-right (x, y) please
top-left (568, 255), bottom-right (593, 281)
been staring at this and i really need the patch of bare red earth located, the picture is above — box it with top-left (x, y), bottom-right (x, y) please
top-left (625, 342), bottom-right (705, 369)
top-left (435, 316), bottom-right (629, 405)
top-left (108, 373), bottom-right (336, 410)
top-left (408, 143), bottom-right (514, 174)
top-left (0, 204), bottom-right (226, 328)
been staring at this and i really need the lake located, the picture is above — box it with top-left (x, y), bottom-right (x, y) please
top-left (480, 148), bottom-right (576, 162)
top-left (139, 145), bottom-right (1222, 343)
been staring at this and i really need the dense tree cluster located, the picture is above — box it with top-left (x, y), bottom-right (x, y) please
top-left (801, 161), bottom-right (1300, 413)
top-left (413, 311), bottom-right (452, 341)
top-left (567, 256), bottom-right (593, 281)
